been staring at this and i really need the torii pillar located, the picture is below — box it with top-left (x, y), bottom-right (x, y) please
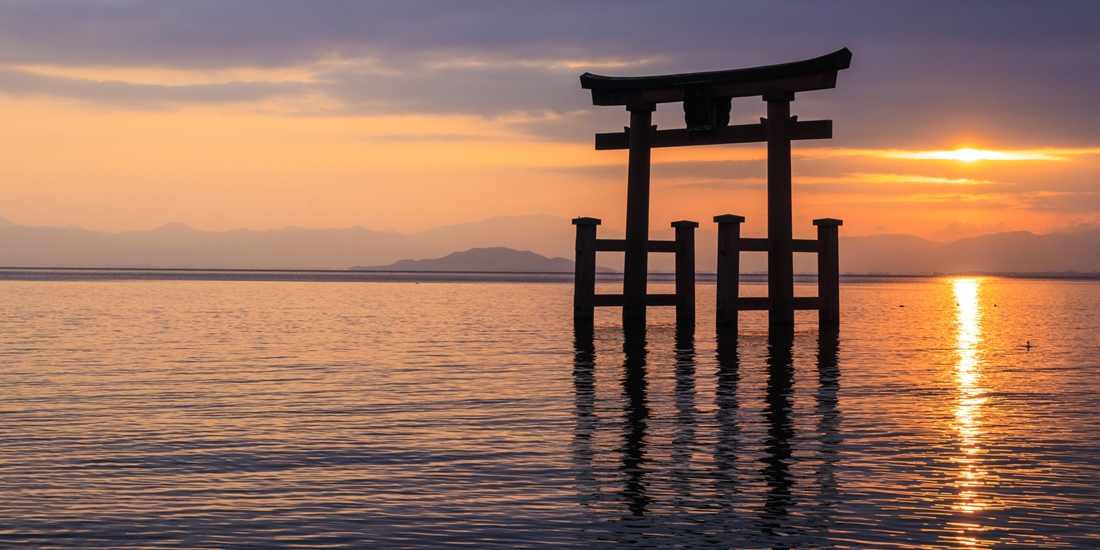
top-left (623, 104), bottom-right (655, 325)
top-left (766, 92), bottom-right (795, 324)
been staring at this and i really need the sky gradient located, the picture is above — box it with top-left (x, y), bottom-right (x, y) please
top-left (2, 1), bottom-right (1098, 240)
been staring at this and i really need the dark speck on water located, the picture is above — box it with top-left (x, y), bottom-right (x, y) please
top-left (1, 271), bottom-right (1099, 548)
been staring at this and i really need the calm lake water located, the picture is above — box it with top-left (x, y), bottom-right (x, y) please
top-left (2, 272), bottom-right (1099, 548)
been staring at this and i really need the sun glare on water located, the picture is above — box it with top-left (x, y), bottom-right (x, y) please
top-left (948, 278), bottom-right (991, 546)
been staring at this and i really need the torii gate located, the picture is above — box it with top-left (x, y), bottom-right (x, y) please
top-left (572, 48), bottom-right (851, 329)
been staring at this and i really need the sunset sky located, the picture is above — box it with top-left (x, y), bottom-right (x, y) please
top-left (1, 1), bottom-right (1098, 241)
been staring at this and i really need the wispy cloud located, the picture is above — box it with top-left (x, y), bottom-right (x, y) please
top-left (668, 172), bottom-right (994, 187)
top-left (1021, 191), bottom-right (1100, 213)
top-left (800, 147), bottom-right (1100, 162)
top-left (0, 67), bottom-right (310, 107)
top-left (665, 171), bottom-right (1027, 207)
top-left (0, 63), bottom-right (318, 86)
top-left (795, 173), bottom-right (993, 185)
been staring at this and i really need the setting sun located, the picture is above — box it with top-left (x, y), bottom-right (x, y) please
top-left (953, 148), bottom-right (984, 162)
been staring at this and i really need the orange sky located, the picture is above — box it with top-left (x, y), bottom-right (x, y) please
top-left (1, 2), bottom-right (1097, 241)
top-left (3, 92), bottom-right (1096, 241)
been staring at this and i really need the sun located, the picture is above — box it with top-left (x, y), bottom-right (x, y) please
top-left (953, 148), bottom-right (984, 162)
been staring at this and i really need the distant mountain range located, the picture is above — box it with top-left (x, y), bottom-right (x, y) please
top-left (1, 215), bottom-right (1098, 274)
top-left (352, 247), bottom-right (615, 273)
top-left (838, 231), bottom-right (1100, 274)
top-left (0, 214), bottom-right (590, 270)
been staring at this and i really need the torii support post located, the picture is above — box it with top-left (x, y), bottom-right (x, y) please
top-left (623, 105), bottom-right (655, 327)
top-left (573, 217), bottom-right (600, 322)
top-left (814, 218), bottom-right (842, 325)
top-left (714, 214), bottom-right (745, 327)
top-left (766, 93), bottom-right (795, 326)
top-left (672, 220), bottom-right (698, 323)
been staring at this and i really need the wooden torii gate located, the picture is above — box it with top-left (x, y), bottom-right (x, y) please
top-left (572, 48), bottom-right (851, 329)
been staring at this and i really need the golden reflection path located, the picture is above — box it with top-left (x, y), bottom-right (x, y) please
top-left (950, 278), bottom-right (990, 546)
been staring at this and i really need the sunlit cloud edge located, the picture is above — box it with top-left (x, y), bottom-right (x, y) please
top-left (667, 173), bottom-right (994, 186)
top-left (798, 147), bottom-right (1100, 162)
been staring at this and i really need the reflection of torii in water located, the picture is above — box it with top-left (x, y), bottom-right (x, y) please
top-left (670, 323), bottom-right (698, 507)
top-left (756, 327), bottom-right (844, 545)
top-left (811, 325), bottom-right (843, 535)
top-left (618, 326), bottom-right (651, 518)
top-left (570, 325), bottom-right (845, 546)
top-left (759, 327), bottom-right (796, 540)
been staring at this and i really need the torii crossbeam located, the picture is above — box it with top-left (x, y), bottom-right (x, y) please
top-left (572, 48), bottom-right (852, 329)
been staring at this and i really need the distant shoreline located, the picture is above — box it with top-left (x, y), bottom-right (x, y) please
top-left (1, 267), bottom-right (1099, 283)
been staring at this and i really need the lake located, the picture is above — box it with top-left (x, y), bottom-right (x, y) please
top-left (2, 272), bottom-right (1099, 548)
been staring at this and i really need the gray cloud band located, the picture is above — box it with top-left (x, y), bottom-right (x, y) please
top-left (0, 69), bottom-right (309, 106)
top-left (0, 1), bottom-right (1098, 148)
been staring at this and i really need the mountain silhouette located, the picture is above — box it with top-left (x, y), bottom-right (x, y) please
top-left (352, 247), bottom-right (616, 273)
top-left (839, 230), bottom-right (1100, 274)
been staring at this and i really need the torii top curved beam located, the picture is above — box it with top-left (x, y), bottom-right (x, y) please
top-left (580, 48), bottom-right (852, 106)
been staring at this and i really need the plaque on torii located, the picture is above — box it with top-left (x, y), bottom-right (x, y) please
top-left (572, 48), bottom-right (851, 329)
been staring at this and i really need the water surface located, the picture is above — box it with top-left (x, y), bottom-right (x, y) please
top-left (2, 274), bottom-right (1098, 548)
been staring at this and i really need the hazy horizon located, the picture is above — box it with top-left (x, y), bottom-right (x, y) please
top-left (6, 212), bottom-right (1100, 274)
top-left (6, 212), bottom-right (1100, 243)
